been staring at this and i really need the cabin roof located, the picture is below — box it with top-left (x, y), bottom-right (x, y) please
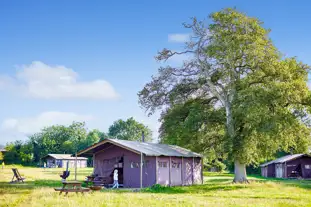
top-left (42, 154), bottom-right (88, 160)
top-left (77, 138), bottom-right (202, 158)
top-left (260, 154), bottom-right (308, 167)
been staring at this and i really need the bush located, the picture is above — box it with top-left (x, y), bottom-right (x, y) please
top-left (143, 184), bottom-right (168, 193)
top-left (204, 159), bottom-right (226, 172)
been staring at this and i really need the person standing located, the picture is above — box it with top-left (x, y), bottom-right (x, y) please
top-left (112, 169), bottom-right (119, 188)
top-left (2, 161), bottom-right (4, 169)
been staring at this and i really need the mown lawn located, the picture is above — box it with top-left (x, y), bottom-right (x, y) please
top-left (1, 166), bottom-right (311, 207)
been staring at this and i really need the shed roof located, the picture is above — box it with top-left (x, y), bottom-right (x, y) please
top-left (42, 154), bottom-right (88, 160)
top-left (77, 138), bottom-right (202, 158)
top-left (260, 154), bottom-right (307, 167)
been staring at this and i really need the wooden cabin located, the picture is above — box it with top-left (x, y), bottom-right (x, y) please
top-left (260, 154), bottom-right (311, 179)
top-left (42, 154), bottom-right (88, 168)
top-left (78, 139), bottom-right (203, 188)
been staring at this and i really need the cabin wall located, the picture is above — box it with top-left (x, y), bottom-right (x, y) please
top-left (286, 157), bottom-right (311, 178)
top-left (46, 158), bottom-right (55, 168)
top-left (183, 157), bottom-right (193, 185)
top-left (94, 145), bottom-right (156, 188)
top-left (193, 157), bottom-right (202, 184)
top-left (170, 157), bottom-right (182, 186)
top-left (267, 164), bottom-right (275, 177)
top-left (61, 159), bottom-right (87, 168)
top-left (157, 156), bottom-right (170, 185)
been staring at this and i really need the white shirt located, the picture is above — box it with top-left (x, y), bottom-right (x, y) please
top-left (113, 170), bottom-right (118, 180)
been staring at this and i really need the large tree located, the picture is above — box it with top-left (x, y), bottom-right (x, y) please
top-left (138, 8), bottom-right (311, 182)
top-left (108, 117), bottom-right (152, 141)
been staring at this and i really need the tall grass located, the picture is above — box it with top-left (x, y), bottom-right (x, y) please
top-left (1, 166), bottom-right (311, 206)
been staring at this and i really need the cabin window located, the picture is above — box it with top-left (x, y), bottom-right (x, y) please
top-left (172, 161), bottom-right (181, 168)
top-left (305, 165), bottom-right (311, 169)
top-left (158, 161), bottom-right (167, 168)
top-left (130, 161), bottom-right (149, 168)
top-left (131, 162), bottom-right (139, 168)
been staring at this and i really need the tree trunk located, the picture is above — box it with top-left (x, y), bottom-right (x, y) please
top-left (233, 160), bottom-right (248, 183)
top-left (225, 103), bottom-right (234, 140)
top-left (225, 102), bottom-right (249, 183)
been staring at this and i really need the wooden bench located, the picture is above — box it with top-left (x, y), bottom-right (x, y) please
top-left (54, 181), bottom-right (90, 195)
top-left (10, 168), bottom-right (25, 183)
top-left (54, 187), bottom-right (90, 193)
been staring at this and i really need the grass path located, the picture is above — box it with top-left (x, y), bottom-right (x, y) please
top-left (1, 166), bottom-right (311, 206)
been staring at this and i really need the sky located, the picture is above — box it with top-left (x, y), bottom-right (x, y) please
top-left (0, 0), bottom-right (311, 145)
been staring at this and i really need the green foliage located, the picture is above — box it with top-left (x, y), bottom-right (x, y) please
top-left (108, 117), bottom-right (152, 141)
top-left (4, 117), bottom-right (152, 165)
top-left (204, 159), bottom-right (227, 172)
top-left (0, 151), bottom-right (3, 161)
top-left (4, 122), bottom-right (95, 165)
top-left (147, 184), bottom-right (168, 192)
top-left (138, 7), bottom-right (311, 176)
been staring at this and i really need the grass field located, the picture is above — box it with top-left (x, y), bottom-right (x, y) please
top-left (1, 166), bottom-right (311, 207)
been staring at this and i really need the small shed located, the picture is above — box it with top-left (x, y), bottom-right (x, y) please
top-left (260, 154), bottom-right (311, 178)
top-left (77, 139), bottom-right (203, 188)
top-left (42, 154), bottom-right (88, 168)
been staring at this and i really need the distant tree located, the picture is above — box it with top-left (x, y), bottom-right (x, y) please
top-left (108, 117), bottom-right (152, 141)
top-left (88, 129), bottom-right (108, 142)
top-left (29, 121), bottom-right (88, 162)
top-left (4, 141), bottom-right (23, 164)
top-left (0, 152), bottom-right (3, 161)
top-left (77, 129), bottom-right (106, 150)
top-left (138, 8), bottom-right (311, 182)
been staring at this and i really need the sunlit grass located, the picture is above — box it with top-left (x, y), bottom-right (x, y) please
top-left (1, 166), bottom-right (311, 206)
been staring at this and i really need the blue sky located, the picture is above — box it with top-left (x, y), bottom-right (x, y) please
top-left (0, 0), bottom-right (310, 144)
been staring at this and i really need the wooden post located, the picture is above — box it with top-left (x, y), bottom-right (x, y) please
top-left (93, 154), bottom-right (95, 173)
top-left (75, 152), bottom-right (77, 180)
top-left (192, 157), bottom-right (194, 184)
top-left (140, 152), bottom-right (143, 189)
top-left (181, 157), bottom-right (183, 186)
top-left (169, 157), bottom-right (171, 186)
top-left (155, 156), bottom-right (158, 184)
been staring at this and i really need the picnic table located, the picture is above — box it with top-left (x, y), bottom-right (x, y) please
top-left (54, 181), bottom-right (90, 195)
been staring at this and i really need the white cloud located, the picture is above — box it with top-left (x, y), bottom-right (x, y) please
top-left (0, 61), bottom-right (119, 100)
top-left (168, 33), bottom-right (190, 43)
top-left (1, 111), bottom-right (94, 135)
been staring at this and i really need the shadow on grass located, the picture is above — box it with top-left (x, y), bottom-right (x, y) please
top-left (0, 179), bottom-right (63, 189)
top-left (141, 183), bottom-right (246, 194)
top-left (248, 175), bottom-right (311, 191)
top-left (205, 178), bottom-right (232, 183)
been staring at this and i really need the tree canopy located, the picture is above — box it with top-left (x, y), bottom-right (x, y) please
top-left (108, 117), bottom-right (152, 141)
top-left (139, 8), bottom-right (311, 182)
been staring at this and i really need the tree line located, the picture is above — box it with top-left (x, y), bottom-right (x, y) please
top-left (2, 117), bottom-right (152, 165)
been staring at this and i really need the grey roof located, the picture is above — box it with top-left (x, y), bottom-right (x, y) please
top-left (43, 154), bottom-right (88, 160)
top-left (0, 149), bottom-right (6, 152)
top-left (79, 138), bottom-right (202, 158)
top-left (260, 154), bottom-right (306, 167)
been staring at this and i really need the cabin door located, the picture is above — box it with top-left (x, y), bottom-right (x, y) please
top-left (276, 164), bottom-right (283, 178)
